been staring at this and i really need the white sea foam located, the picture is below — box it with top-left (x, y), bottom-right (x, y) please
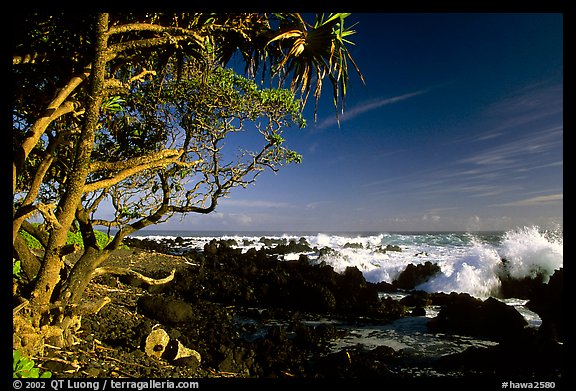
top-left (417, 235), bottom-right (503, 297)
top-left (498, 225), bottom-right (563, 282)
top-left (128, 225), bottom-right (562, 299)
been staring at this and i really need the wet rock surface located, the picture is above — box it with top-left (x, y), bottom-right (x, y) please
top-left (426, 295), bottom-right (529, 341)
top-left (35, 240), bottom-right (564, 384)
top-left (392, 261), bottom-right (441, 290)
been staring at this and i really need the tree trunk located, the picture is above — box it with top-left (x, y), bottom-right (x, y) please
top-left (52, 247), bottom-right (111, 347)
top-left (21, 14), bottom-right (110, 353)
top-left (58, 247), bottom-right (111, 306)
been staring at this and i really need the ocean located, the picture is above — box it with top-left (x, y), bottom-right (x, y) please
top-left (126, 225), bottom-right (563, 369)
top-left (128, 225), bottom-right (562, 299)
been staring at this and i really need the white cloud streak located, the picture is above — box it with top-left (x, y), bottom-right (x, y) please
top-left (219, 199), bottom-right (293, 209)
top-left (449, 80), bottom-right (563, 146)
top-left (494, 193), bottom-right (563, 207)
top-left (315, 89), bottom-right (429, 130)
top-left (306, 200), bottom-right (332, 209)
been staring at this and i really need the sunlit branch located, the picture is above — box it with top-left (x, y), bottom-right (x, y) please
top-left (108, 23), bottom-right (203, 38)
top-left (89, 149), bottom-right (182, 172)
top-left (85, 156), bottom-right (202, 193)
top-left (13, 65), bottom-right (91, 193)
top-left (13, 52), bottom-right (49, 65)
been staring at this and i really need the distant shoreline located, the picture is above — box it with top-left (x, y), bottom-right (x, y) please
top-left (101, 229), bottom-right (510, 237)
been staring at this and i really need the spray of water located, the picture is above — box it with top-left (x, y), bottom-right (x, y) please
top-left (418, 226), bottom-right (563, 298)
top-left (498, 225), bottom-right (563, 283)
top-left (417, 234), bottom-right (502, 297)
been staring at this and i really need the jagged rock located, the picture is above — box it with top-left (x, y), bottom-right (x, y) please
top-left (385, 244), bottom-right (402, 252)
top-left (400, 290), bottom-right (433, 307)
top-left (343, 242), bottom-right (364, 249)
top-left (427, 295), bottom-right (528, 341)
top-left (393, 261), bottom-right (441, 290)
top-left (410, 306), bottom-right (426, 316)
top-left (497, 258), bottom-right (548, 299)
top-left (265, 239), bottom-right (313, 255)
top-left (526, 268), bottom-right (564, 341)
top-left (436, 331), bottom-right (564, 377)
top-left (373, 280), bottom-right (396, 292)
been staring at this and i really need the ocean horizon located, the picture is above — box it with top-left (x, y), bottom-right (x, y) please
top-left (118, 225), bottom-right (562, 300)
top-left (118, 228), bottom-right (510, 237)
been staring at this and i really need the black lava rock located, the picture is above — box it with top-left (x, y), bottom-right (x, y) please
top-left (137, 295), bottom-right (194, 324)
top-left (393, 261), bottom-right (441, 290)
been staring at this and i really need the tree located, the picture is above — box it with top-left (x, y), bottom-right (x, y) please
top-left (12, 12), bottom-right (363, 355)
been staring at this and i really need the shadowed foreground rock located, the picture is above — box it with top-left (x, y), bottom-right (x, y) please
top-left (427, 295), bottom-right (528, 341)
top-left (137, 295), bottom-right (195, 324)
top-left (33, 241), bottom-right (564, 382)
top-left (526, 268), bottom-right (564, 341)
top-left (426, 273), bottom-right (564, 379)
top-left (435, 332), bottom-right (564, 378)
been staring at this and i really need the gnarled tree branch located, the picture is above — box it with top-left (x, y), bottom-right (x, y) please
top-left (85, 155), bottom-right (202, 193)
top-left (92, 267), bottom-right (176, 286)
top-left (13, 65), bottom-right (91, 193)
top-left (89, 149), bottom-right (182, 172)
top-left (13, 52), bottom-right (49, 65)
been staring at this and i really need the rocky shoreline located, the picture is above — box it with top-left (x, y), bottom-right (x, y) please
top-left (35, 237), bottom-right (564, 385)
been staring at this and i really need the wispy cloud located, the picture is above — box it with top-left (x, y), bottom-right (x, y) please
top-left (455, 125), bottom-right (563, 174)
top-left (306, 201), bottom-right (332, 209)
top-left (450, 80), bottom-right (563, 146)
top-left (425, 124), bottom-right (563, 193)
top-left (417, 82), bottom-right (563, 204)
top-left (219, 199), bottom-right (293, 209)
top-left (228, 213), bottom-right (253, 225)
top-left (420, 207), bottom-right (462, 222)
top-left (314, 89), bottom-right (429, 130)
top-left (493, 193), bottom-right (563, 207)
top-left (485, 80), bottom-right (562, 121)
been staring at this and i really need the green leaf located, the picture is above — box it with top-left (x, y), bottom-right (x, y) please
top-left (21, 360), bottom-right (35, 371)
top-left (101, 96), bottom-right (126, 114)
top-left (287, 151), bottom-right (303, 164)
top-left (13, 259), bottom-right (22, 278)
top-left (267, 133), bottom-right (284, 145)
top-left (13, 349), bottom-right (51, 378)
top-left (13, 350), bottom-right (21, 371)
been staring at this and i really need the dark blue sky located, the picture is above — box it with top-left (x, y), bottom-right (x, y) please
top-left (163, 13), bottom-right (564, 232)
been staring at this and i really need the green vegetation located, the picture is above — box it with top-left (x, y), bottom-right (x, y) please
top-left (18, 229), bottom-right (42, 250)
top-left (13, 259), bottom-right (22, 278)
top-left (19, 225), bottom-right (116, 250)
top-left (13, 349), bottom-right (52, 378)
